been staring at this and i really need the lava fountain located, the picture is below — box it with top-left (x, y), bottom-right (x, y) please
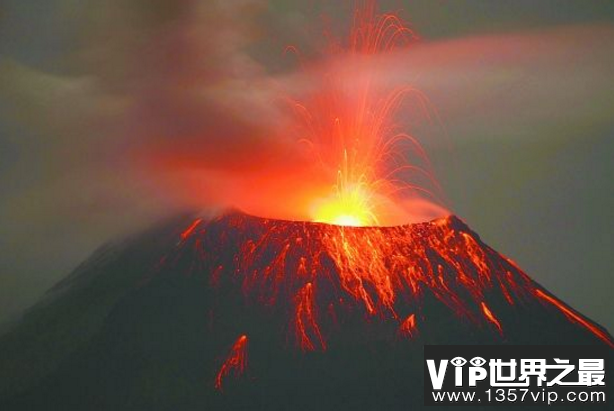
top-left (285, 0), bottom-right (442, 227)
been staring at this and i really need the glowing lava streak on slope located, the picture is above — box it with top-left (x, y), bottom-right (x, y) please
top-left (534, 289), bottom-right (614, 348)
top-left (294, 282), bottom-right (327, 351)
top-left (289, 0), bottom-right (441, 226)
top-left (215, 334), bottom-right (249, 391)
top-left (166, 212), bottom-right (614, 390)
top-left (180, 218), bottom-right (202, 241)
top-left (480, 302), bottom-right (503, 335)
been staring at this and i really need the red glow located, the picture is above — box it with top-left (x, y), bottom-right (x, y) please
top-left (150, 210), bottom-right (614, 393)
top-left (157, 211), bottom-right (612, 358)
top-left (480, 302), bottom-right (503, 335)
top-left (294, 282), bottom-right (327, 351)
top-left (534, 289), bottom-right (614, 348)
top-left (138, 0), bottom-right (448, 226)
top-left (215, 334), bottom-right (248, 391)
top-left (398, 313), bottom-right (417, 338)
top-left (180, 218), bottom-right (203, 241)
top-left (196, 213), bottom-right (541, 351)
top-left (282, 0), bottom-right (442, 226)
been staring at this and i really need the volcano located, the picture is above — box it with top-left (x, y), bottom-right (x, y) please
top-left (0, 210), bottom-right (611, 410)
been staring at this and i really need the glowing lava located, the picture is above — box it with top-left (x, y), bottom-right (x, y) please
top-left (159, 211), bottom-right (614, 392)
top-left (312, 175), bottom-right (376, 227)
top-left (175, 212), bottom-right (613, 349)
top-left (215, 334), bottom-right (248, 392)
top-left (398, 313), bottom-right (417, 338)
top-left (294, 282), bottom-right (327, 351)
top-left (480, 302), bottom-right (503, 335)
top-left (287, 1), bottom-right (440, 227)
top-left (180, 218), bottom-right (203, 241)
top-left (534, 289), bottom-right (614, 348)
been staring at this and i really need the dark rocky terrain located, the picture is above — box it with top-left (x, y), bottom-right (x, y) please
top-left (0, 210), bottom-right (611, 410)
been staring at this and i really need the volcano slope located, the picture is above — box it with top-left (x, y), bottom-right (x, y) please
top-left (0, 210), bottom-right (611, 410)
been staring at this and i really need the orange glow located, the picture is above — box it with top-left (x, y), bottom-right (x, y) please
top-left (312, 169), bottom-right (377, 227)
top-left (141, 1), bottom-right (448, 226)
top-left (398, 313), bottom-right (417, 338)
top-left (534, 289), bottom-right (614, 348)
top-left (294, 282), bottom-right (326, 351)
top-left (480, 302), bottom-right (503, 334)
top-left (214, 334), bottom-right (248, 391)
top-left (154, 210), bottom-right (613, 373)
top-left (288, 0), bottom-right (442, 226)
top-left (209, 213), bottom-right (538, 349)
top-left (180, 218), bottom-right (202, 241)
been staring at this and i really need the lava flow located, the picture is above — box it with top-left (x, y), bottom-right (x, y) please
top-left (151, 211), bottom-right (614, 392)
top-left (215, 335), bottom-right (248, 392)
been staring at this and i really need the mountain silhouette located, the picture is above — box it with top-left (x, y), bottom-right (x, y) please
top-left (0, 210), bottom-right (611, 410)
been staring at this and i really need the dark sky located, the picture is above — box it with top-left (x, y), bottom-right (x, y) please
top-left (0, 0), bottom-right (613, 331)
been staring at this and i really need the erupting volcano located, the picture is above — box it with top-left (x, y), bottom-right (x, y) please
top-left (0, 2), bottom-right (611, 411)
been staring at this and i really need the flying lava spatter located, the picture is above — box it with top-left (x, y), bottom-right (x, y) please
top-left (287, 0), bottom-right (441, 227)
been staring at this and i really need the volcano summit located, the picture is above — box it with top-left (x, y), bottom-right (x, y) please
top-left (0, 210), bottom-right (611, 410)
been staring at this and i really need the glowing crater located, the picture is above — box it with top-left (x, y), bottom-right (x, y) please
top-left (311, 184), bottom-right (377, 227)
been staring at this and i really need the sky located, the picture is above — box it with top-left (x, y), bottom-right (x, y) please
top-left (0, 0), bottom-right (613, 330)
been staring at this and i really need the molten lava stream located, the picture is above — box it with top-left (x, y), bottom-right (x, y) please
top-left (180, 218), bottom-right (202, 241)
top-left (534, 289), bottom-right (614, 347)
top-left (294, 282), bottom-right (327, 351)
top-left (398, 313), bottom-right (417, 338)
top-left (215, 335), bottom-right (249, 391)
top-left (480, 302), bottom-right (503, 335)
